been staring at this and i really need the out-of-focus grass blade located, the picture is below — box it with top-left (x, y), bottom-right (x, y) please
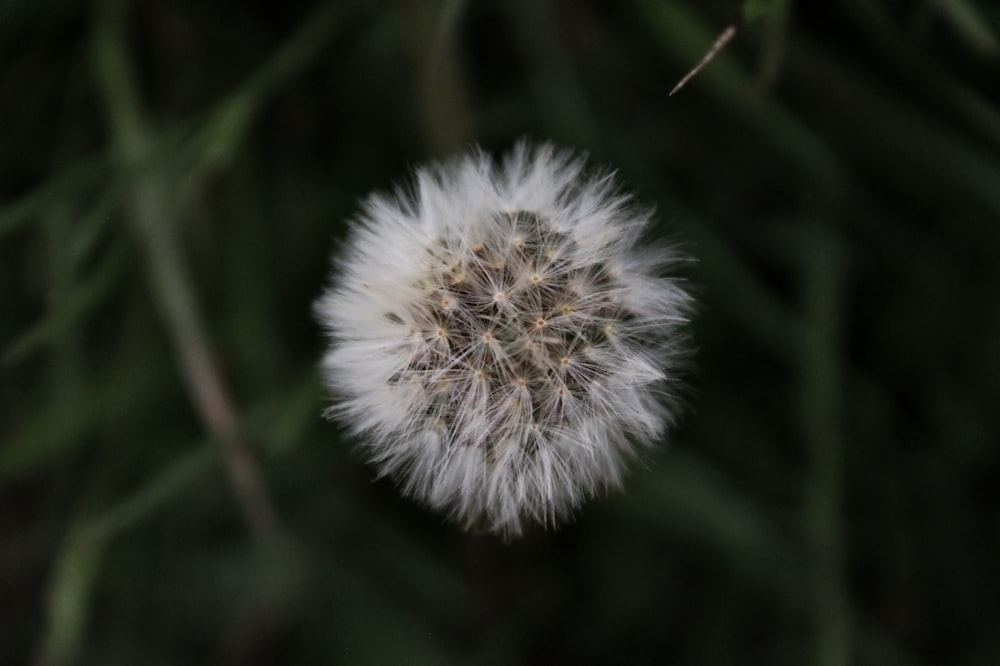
top-left (792, 41), bottom-right (1000, 217)
top-left (836, 0), bottom-right (1000, 149)
top-left (936, 0), bottom-right (1000, 59)
top-left (677, 205), bottom-right (805, 354)
top-left (33, 522), bottom-right (103, 666)
top-left (0, 120), bottom-right (190, 244)
top-left (0, 155), bottom-right (108, 240)
top-left (33, 374), bottom-right (329, 665)
top-left (743, 0), bottom-right (793, 96)
top-left (621, 450), bottom-right (922, 665)
top-left (179, 0), bottom-right (362, 191)
top-left (0, 352), bottom-right (168, 484)
top-left (77, 444), bottom-right (215, 548)
top-left (504, 0), bottom-right (603, 148)
top-left (743, 0), bottom-right (792, 25)
top-left (799, 223), bottom-right (849, 666)
top-left (34, 443), bottom-right (214, 666)
top-left (2, 242), bottom-right (128, 367)
top-left (414, 0), bottom-right (473, 154)
top-left (620, 452), bottom-right (794, 584)
top-left (67, 174), bottom-right (135, 271)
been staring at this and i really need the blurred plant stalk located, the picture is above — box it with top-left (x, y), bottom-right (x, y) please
top-left (90, 0), bottom-right (283, 549)
top-left (801, 222), bottom-right (849, 666)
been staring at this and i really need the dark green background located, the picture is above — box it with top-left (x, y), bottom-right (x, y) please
top-left (2, 0), bottom-right (998, 664)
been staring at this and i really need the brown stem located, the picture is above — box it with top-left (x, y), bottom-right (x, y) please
top-left (92, 0), bottom-right (282, 549)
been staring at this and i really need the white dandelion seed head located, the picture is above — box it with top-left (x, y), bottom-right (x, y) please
top-left (315, 142), bottom-right (693, 538)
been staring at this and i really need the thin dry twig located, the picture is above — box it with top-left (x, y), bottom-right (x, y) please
top-left (670, 24), bottom-right (738, 96)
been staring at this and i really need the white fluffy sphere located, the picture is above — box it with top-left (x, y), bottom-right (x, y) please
top-left (316, 143), bottom-right (693, 537)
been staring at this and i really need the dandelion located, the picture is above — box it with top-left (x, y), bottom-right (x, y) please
top-left (315, 142), bottom-right (693, 537)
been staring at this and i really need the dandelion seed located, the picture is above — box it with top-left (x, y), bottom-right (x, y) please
top-left (315, 142), bottom-right (694, 538)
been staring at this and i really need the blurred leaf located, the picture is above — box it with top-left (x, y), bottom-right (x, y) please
top-left (2, 242), bottom-right (127, 367)
top-left (76, 445), bottom-right (215, 548)
top-left (837, 0), bottom-right (1000, 149)
top-left (33, 523), bottom-right (104, 666)
top-left (0, 155), bottom-right (108, 240)
top-left (679, 205), bottom-right (805, 353)
top-left (743, 0), bottom-right (792, 25)
top-left (621, 452), bottom-right (794, 584)
top-left (507, 0), bottom-right (603, 148)
top-left (180, 0), bottom-right (364, 190)
top-left (799, 223), bottom-right (849, 666)
top-left (34, 443), bottom-right (214, 666)
top-left (0, 349), bottom-right (169, 484)
top-left (935, 0), bottom-right (1000, 59)
top-left (791, 40), bottom-right (1000, 216)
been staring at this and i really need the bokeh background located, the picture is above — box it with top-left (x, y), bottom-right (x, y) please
top-left (2, 0), bottom-right (999, 664)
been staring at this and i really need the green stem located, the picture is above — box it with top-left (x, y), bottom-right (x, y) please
top-left (91, 0), bottom-right (283, 549)
top-left (801, 223), bottom-right (849, 666)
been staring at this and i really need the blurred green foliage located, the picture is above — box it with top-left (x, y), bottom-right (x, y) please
top-left (2, 0), bottom-right (999, 664)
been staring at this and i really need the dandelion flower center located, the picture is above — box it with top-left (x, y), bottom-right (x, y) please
top-left (387, 211), bottom-right (632, 432)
